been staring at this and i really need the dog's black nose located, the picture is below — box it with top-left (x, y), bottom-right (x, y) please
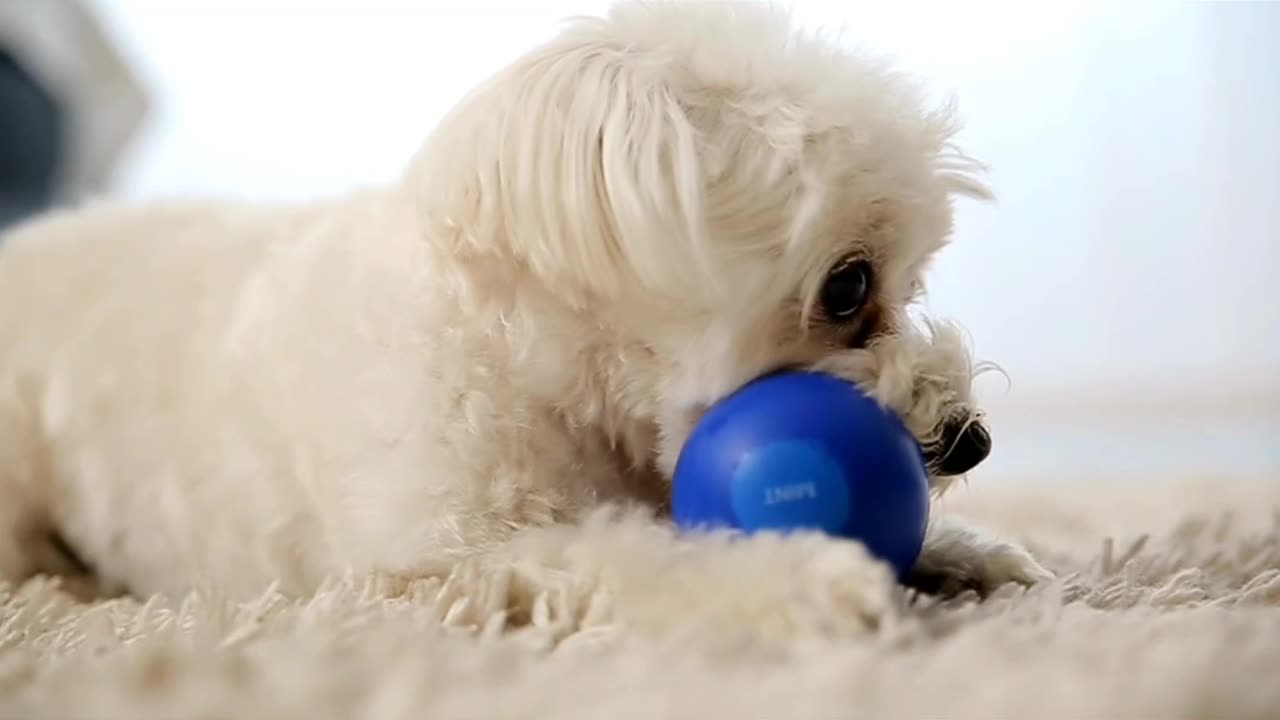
top-left (933, 418), bottom-right (992, 476)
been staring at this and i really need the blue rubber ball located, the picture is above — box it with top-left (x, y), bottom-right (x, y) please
top-left (671, 371), bottom-right (929, 579)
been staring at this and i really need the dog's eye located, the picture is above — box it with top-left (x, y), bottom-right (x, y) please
top-left (820, 258), bottom-right (873, 321)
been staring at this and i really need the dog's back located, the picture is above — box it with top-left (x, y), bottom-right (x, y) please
top-left (0, 193), bottom-right (423, 598)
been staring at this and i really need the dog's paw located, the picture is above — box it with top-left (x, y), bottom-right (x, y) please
top-left (905, 516), bottom-right (1054, 598)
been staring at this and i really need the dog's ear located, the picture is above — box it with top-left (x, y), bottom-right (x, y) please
top-left (926, 97), bottom-right (994, 202)
top-left (416, 35), bottom-right (711, 304)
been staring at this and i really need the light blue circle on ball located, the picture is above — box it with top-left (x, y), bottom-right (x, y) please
top-left (730, 439), bottom-right (850, 532)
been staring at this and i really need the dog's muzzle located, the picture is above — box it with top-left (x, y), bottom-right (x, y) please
top-left (929, 416), bottom-right (992, 476)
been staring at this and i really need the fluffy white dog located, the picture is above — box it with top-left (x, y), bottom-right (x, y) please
top-left (0, 1), bottom-right (1050, 602)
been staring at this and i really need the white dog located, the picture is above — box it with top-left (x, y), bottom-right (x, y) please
top-left (0, 0), bottom-right (1050, 602)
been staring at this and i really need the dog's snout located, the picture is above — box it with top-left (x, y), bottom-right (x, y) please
top-left (932, 417), bottom-right (992, 476)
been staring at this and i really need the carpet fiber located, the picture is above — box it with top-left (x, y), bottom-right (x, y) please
top-left (2, 475), bottom-right (1278, 719)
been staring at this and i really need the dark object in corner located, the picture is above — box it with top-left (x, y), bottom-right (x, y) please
top-left (0, 47), bottom-right (65, 231)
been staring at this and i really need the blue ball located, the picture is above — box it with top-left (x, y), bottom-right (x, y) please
top-left (671, 371), bottom-right (930, 578)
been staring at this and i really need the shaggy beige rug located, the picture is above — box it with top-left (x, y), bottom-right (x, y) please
top-left (2, 475), bottom-right (1278, 720)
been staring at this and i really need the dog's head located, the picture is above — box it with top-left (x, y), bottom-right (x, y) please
top-left (415, 1), bottom-right (995, 491)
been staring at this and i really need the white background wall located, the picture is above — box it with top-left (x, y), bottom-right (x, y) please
top-left (82, 0), bottom-right (1280, 479)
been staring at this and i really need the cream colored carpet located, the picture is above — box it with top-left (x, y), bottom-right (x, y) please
top-left (2, 475), bottom-right (1278, 720)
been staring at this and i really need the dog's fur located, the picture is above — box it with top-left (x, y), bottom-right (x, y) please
top-left (0, 1), bottom-right (1050, 601)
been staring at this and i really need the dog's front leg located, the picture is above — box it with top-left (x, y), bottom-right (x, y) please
top-left (905, 514), bottom-right (1054, 597)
